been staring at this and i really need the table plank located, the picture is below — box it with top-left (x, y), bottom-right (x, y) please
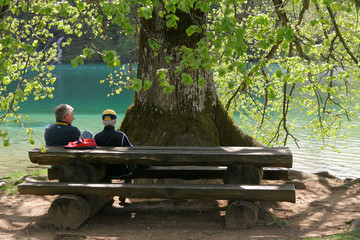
top-left (29, 146), bottom-right (292, 167)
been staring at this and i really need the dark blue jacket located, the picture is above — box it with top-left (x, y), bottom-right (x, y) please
top-left (44, 121), bottom-right (81, 146)
top-left (94, 126), bottom-right (132, 146)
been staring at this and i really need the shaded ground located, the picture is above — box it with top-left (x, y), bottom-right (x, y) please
top-left (1, 170), bottom-right (359, 240)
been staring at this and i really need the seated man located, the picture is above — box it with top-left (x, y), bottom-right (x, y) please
top-left (94, 109), bottom-right (133, 179)
top-left (45, 104), bottom-right (82, 146)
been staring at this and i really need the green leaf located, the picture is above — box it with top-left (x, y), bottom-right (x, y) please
top-left (218, 68), bottom-right (227, 77)
top-left (174, 66), bottom-right (182, 74)
top-left (131, 79), bottom-right (142, 92)
top-left (23, 44), bottom-right (34, 54)
top-left (186, 25), bottom-right (199, 36)
top-left (40, 146), bottom-right (47, 153)
top-left (2, 36), bottom-right (14, 47)
top-left (97, 15), bottom-right (103, 23)
top-left (323, 0), bottom-right (331, 6)
top-left (198, 77), bottom-right (205, 87)
top-left (268, 86), bottom-right (276, 100)
top-left (283, 27), bottom-right (295, 42)
top-left (310, 19), bottom-right (318, 27)
top-left (143, 80), bottom-right (152, 90)
top-left (275, 69), bottom-right (283, 78)
top-left (156, 68), bottom-right (168, 79)
top-left (163, 85), bottom-right (175, 93)
top-left (0, 0), bottom-right (10, 6)
top-left (165, 1), bottom-right (176, 13)
top-left (139, 6), bottom-right (152, 19)
top-left (71, 56), bottom-right (84, 67)
top-left (181, 73), bottom-right (193, 85)
top-left (166, 14), bottom-right (179, 28)
top-left (3, 138), bottom-right (10, 147)
top-left (102, 50), bottom-right (120, 69)
top-left (83, 48), bottom-right (94, 59)
top-left (228, 82), bottom-right (235, 89)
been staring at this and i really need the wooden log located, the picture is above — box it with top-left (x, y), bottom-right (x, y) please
top-left (18, 182), bottom-right (296, 202)
top-left (47, 194), bottom-right (111, 230)
top-left (48, 166), bottom-right (289, 181)
top-left (223, 164), bottom-right (263, 185)
top-left (29, 146), bottom-right (293, 168)
top-left (222, 164), bottom-right (262, 227)
top-left (57, 161), bottom-right (106, 183)
top-left (225, 200), bottom-right (259, 229)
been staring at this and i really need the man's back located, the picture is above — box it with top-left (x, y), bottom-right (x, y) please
top-left (45, 122), bottom-right (81, 146)
top-left (94, 126), bottom-right (132, 147)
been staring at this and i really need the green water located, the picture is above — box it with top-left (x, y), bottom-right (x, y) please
top-left (1, 64), bottom-right (359, 179)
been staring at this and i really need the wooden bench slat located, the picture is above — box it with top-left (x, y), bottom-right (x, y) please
top-left (18, 182), bottom-right (295, 203)
top-left (29, 146), bottom-right (292, 168)
top-left (132, 166), bottom-right (289, 180)
top-left (47, 166), bottom-right (289, 180)
top-left (47, 166), bottom-right (289, 181)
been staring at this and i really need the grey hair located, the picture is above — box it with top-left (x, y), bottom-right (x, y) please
top-left (55, 104), bottom-right (74, 121)
top-left (102, 119), bottom-right (117, 127)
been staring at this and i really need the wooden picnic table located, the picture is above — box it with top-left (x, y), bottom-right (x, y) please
top-left (19, 146), bottom-right (295, 229)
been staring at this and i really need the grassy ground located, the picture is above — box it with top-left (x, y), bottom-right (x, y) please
top-left (303, 228), bottom-right (360, 240)
top-left (0, 169), bottom-right (47, 194)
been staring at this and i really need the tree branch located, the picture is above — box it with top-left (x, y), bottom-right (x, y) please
top-left (296, 0), bottom-right (309, 27)
top-left (327, 6), bottom-right (359, 65)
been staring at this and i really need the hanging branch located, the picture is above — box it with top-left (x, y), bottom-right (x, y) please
top-left (0, 3), bottom-right (9, 22)
top-left (0, 54), bottom-right (31, 121)
top-left (296, 0), bottom-right (309, 27)
top-left (327, 6), bottom-right (359, 65)
top-left (260, 68), bottom-right (269, 128)
top-left (272, 0), bottom-right (289, 26)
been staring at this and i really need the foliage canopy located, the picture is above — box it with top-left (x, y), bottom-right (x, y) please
top-left (0, 0), bottom-right (359, 148)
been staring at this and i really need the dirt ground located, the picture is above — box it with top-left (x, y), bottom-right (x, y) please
top-left (1, 170), bottom-right (360, 240)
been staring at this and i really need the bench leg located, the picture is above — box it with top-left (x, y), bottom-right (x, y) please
top-left (223, 164), bottom-right (262, 228)
top-left (58, 161), bottom-right (106, 183)
top-left (225, 200), bottom-right (259, 229)
top-left (223, 164), bottom-right (263, 185)
top-left (47, 194), bottom-right (112, 230)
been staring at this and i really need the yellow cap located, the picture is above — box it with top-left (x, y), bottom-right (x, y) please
top-left (102, 109), bottom-right (117, 120)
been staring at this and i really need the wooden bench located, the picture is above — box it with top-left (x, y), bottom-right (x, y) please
top-left (18, 146), bottom-right (295, 229)
top-left (47, 166), bottom-right (290, 181)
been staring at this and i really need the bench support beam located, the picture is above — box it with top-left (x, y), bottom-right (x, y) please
top-left (19, 182), bottom-right (296, 203)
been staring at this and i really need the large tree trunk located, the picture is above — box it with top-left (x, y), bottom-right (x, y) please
top-left (120, 3), bottom-right (260, 147)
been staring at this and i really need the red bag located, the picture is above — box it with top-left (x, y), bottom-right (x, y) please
top-left (63, 138), bottom-right (97, 149)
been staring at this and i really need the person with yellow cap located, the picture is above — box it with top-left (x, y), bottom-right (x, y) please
top-left (94, 109), bottom-right (132, 147)
top-left (94, 109), bottom-right (134, 197)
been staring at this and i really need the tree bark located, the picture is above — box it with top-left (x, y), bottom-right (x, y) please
top-left (120, 2), bottom-right (260, 147)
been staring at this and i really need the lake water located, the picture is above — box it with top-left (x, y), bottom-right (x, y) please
top-left (0, 64), bottom-right (359, 179)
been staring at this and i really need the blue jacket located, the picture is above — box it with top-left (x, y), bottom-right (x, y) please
top-left (45, 121), bottom-right (81, 146)
top-left (94, 126), bottom-right (132, 146)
